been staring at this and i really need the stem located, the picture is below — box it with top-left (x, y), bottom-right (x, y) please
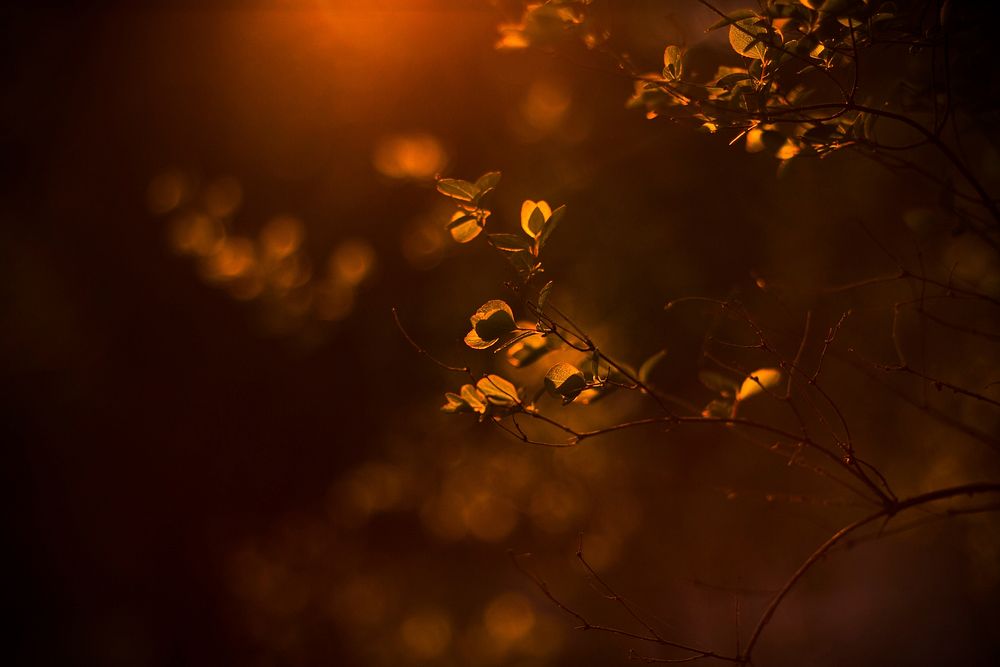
top-left (740, 481), bottom-right (1000, 663)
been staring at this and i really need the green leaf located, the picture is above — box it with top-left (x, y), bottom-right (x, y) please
top-left (736, 367), bottom-right (781, 401)
top-left (470, 299), bottom-right (517, 342)
top-left (638, 349), bottom-right (667, 382)
top-left (436, 178), bottom-right (481, 202)
top-left (544, 362), bottom-right (587, 400)
top-left (488, 233), bottom-right (533, 251)
top-left (537, 204), bottom-right (565, 249)
top-left (476, 374), bottom-right (519, 406)
top-left (475, 171), bottom-right (501, 194)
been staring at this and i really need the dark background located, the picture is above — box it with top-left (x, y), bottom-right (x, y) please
top-left (5, 2), bottom-right (1000, 665)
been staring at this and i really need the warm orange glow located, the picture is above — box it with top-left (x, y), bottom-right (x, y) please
top-left (463, 491), bottom-right (518, 542)
top-left (147, 169), bottom-right (193, 214)
top-left (400, 215), bottom-right (447, 270)
top-left (520, 79), bottom-right (572, 133)
top-left (168, 212), bottom-right (225, 257)
top-left (202, 176), bottom-right (243, 219)
top-left (342, 462), bottom-right (407, 518)
top-left (314, 281), bottom-right (354, 321)
top-left (329, 239), bottom-right (375, 286)
top-left (204, 237), bottom-right (255, 281)
top-left (328, 574), bottom-right (392, 627)
top-left (373, 133), bottom-right (447, 180)
top-left (484, 592), bottom-right (536, 643)
top-left (260, 216), bottom-right (305, 260)
top-left (399, 609), bottom-right (452, 659)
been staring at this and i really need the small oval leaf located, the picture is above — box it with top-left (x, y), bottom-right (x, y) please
top-left (475, 171), bottom-right (502, 193)
top-left (470, 300), bottom-right (516, 342)
top-left (520, 200), bottom-right (551, 238)
top-left (477, 374), bottom-right (519, 406)
top-left (544, 362), bottom-right (587, 400)
top-left (736, 367), bottom-right (781, 401)
top-left (437, 178), bottom-right (481, 202)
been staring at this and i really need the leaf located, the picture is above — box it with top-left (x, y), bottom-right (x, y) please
top-left (520, 200), bottom-right (551, 238)
top-left (488, 233), bottom-right (533, 251)
top-left (446, 213), bottom-right (475, 230)
top-left (662, 45), bottom-right (683, 81)
top-left (729, 18), bottom-right (768, 60)
top-left (638, 349), bottom-right (667, 382)
top-left (475, 171), bottom-right (501, 194)
top-left (470, 299), bottom-right (517, 342)
top-left (736, 367), bottom-right (781, 401)
top-left (448, 211), bottom-right (483, 243)
top-left (460, 383), bottom-right (487, 414)
top-left (436, 178), bottom-right (480, 202)
top-left (464, 329), bottom-right (498, 349)
top-left (441, 392), bottom-right (469, 413)
top-left (477, 374), bottom-right (519, 406)
top-left (698, 370), bottom-right (739, 397)
top-left (537, 204), bottom-right (565, 249)
top-left (537, 280), bottom-right (553, 311)
top-left (544, 362), bottom-right (587, 400)
top-left (707, 8), bottom-right (759, 31)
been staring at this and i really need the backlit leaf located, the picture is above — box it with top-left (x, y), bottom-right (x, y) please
top-left (448, 211), bottom-right (482, 243)
top-left (464, 329), bottom-right (498, 349)
top-left (460, 383), bottom-right (488, 414)
top-left (441, 392), bottom-right (469, 413)
top-left (707, 8), bottom-right (759, 31)
top-left (521, 200), bottom-right (552, 238)
top-left (729, 19), bottom-right (768, 60)
top-left (545, 362), bottom-right (587, 400)
top-left (537, 204), bottom-right (565, 249)
top-left (470, 299), bottom-right (516, 342)
top-left (537, 281), bottom-right (553, 311)
top-left (736, 367), bottom-right (781, 401)
top-left (475, 171), bottom-right (501, 194)
top-left (436, 178), bottom-right (480, 202)
top-left (477, 374), bottom-right (519, 406)
top-left (488, 233), bottom-right (533, 251)
top-left (663, 45), bottom-right (683, 81)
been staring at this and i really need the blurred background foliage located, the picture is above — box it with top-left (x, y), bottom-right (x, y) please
top-left (4, 1), bottom-right (999, 665)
